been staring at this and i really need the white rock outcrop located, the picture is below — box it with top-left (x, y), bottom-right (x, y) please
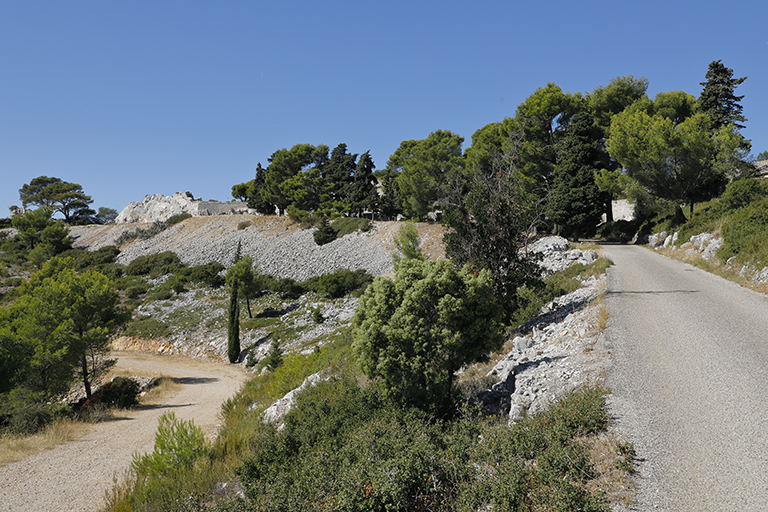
top-left (115, 192), bottom-right (252, 224)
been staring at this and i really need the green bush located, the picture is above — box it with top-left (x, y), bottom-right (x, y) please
top-left (124, 283), bottom-right (149, 299)
top-left (99, 377), bottom-right (140, 409)
top-left (0, 388), bottom-right (73, 435)
top-left (231, 381), bottom-right (611, 512)
top-left (181, 261), bottom-right (225, 288)
top-left (167, 212), bottom-right (192, 225)
top-left (720, 178), bottom-right (768, 212)
top-left (313, 217), bottom-right (337, 246)
top-left (124, 316), bottom-right (172, 338)
top-left (720, 197), bottom-right (768, 264)
top-left (125, 251), bottom-right (184, 276)
top-left (304, 268), bottom-right (373, 298)
top-left (331, 217), bottom-right (372, 237)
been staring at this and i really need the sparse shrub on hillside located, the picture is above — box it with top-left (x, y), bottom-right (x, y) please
top-left (181, 261), bottom-right (226, 288)
top-left (167, 213), bottom-right (192, 225)
top-left (313, 217), bottom-right (337, 246)
top-left (237, 220), bottom-right (252, 230)
top-left (125, 251), bottom-right (183, 277)
top-left (304, 269), bottom-right (373, 298)
top-left (115, 221), bottom-right (169, 245)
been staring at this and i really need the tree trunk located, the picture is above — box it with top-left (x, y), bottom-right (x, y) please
top-left (81, 353), bottom-right (91, 399)
top-left (674, 205), bottom-right (687, 225)
top-left (606, 198), bottom-right (614, 223)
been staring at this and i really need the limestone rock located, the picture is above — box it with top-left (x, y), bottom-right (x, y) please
top-left (115, 192), bottom-right (252, 224)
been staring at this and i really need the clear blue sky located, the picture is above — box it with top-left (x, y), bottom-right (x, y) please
top-left (2, 0), bottom-right (766, 217)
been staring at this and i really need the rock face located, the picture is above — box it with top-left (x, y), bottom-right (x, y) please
top-left (528, 236), bottom-right (598, 273)
top-left (651, 229), bottom-right (768, 284)
top-left (478, 275), bottom-right (608, 422)
top-left (115, 192), bottom-right (251, 224)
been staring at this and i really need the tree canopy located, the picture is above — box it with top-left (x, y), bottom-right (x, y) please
top-left (387, 130), bottom-right (465, 220)
top-left (19, 176), bottom-right (94, 223)
top-left (352, 258), bottom-right (503, 415)
top-left (606, 110), bottom-right (743, 221)
top-left (548, 111), bottom-right (607, 240)
top-left (699, 59), bottom-right (747, 131)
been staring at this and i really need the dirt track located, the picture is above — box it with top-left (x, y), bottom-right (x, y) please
top-left (0, 352), bottom-right (249, 512)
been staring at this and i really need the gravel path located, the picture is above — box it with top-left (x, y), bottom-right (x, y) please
top-left (0, 353), bottom-right (248, 512)
top-left (602, 245), bottom-right (768, 511)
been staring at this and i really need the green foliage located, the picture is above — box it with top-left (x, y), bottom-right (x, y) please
top-left (263, 339), bottom-right (283, 371)
top-left (231, 381), bottom-right (611, 512)
top-left (388, 129), bottom-right (465, 219)
top-left (0, 388), bottom-right (73, 435)
top-left (1, 257), bottom-right (126, 401)
top-left (181, 261), bottom-right (226, 288)
top-left (312, 307), bottom-right (325, 324)
top-left (329, 216), bottom-right (372, 237)
top-left (167, 212), bottom-right (192, 225)
top-left (123, 316), bottom-right (172, 338)
top-left (720, 178), bottom-right (768, 212)
top-left (304, 269), bottom-right (373, 298)
top-left (720, 197), bottom-right (768, 264)
top-left (125, 412), bottom-right (215, 508)
top-left (313, 217), bottom-right (337, 246)
top-left (99, 377), bottom-right (140, 409)
top-left (699, 59), bottom-right (748, 131)
top-left (228, 277), bottom-right (241, 363)
top-left (115, 220), bottom-right (170, 245)
top-left (548, 111), bottom-right (607, 239)
top-left (392, 221), bottom-right (424, 265)
top-left (352, 259), bottom-right (503, 415)
top-left (124, 251), bottom-right (183, 276)
top-left (19, 176), bottom-right (94, 223)
top-left (95, 207), bottom-right (119, 224)
top-left (443, 154), bottom-right (543, 322)
top-left (132, 412), bottom-right (210, 479)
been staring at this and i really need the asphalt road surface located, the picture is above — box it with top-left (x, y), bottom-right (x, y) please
top-left (602, 245), bottom-right (768, 511)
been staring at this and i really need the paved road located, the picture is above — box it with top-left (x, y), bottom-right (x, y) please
top-left (0, 353), bottom-right (248, 512)
top-left (602, 245), bottom-right (768, 511)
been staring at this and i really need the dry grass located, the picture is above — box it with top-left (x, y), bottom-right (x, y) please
top-left (583, 433), bottom-right (635, 507)
top-left (0, 420), bottom-right (93, 467)
top-left (0, 374), bottom-right (179, 468)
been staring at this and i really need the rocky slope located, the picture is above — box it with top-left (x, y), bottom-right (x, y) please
top-left (70, 215), bottom-right (446, 281)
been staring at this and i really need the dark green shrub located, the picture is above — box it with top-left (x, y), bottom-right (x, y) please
top-left (721, 178), bottom-right (768, 212)
top-left (304, 268), bottom-right (373, 298)
top-left (720, 197), bottom-right (768, 263)
top-left (125, 284), bottom-right (149, 299)
top-left (99, 377), bottom-right (140, 408)
top-left (312, 307), bottom-right (325, 324)
top-left (168, 276), bottom-right (186, 294)
top-left (263, 340), bottom-right (283, 371)
top-left (313, 218), bottom-right (337, 246)
top-left (182, 261), bottom-right (225, 288)
top-left (273, 278), bottom-right (305, 299)
top-left (125, 251), bottom-right (184, 276)
top-left (0, 389), bottom-right (72, 435)
top-left (167, 212), bottom-right (192, 225)
top-left (115, 220), bottom-right (170, 245)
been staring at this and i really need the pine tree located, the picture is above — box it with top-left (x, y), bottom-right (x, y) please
top-left (548, 111), bottom-right (607, 240)
top-left (699, 60), bottom-right (747, 130)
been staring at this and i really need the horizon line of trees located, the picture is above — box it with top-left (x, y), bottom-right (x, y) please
top-left (232, 59), bottom-right (759, 238)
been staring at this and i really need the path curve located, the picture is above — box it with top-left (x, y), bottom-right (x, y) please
top-left (602, 245), bottom-right (768, 511)
top-left (0, 352), bottom-right (249, 512)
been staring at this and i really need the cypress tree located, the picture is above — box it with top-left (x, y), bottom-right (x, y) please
top-left (228, 280), bottom-right (240, 363)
